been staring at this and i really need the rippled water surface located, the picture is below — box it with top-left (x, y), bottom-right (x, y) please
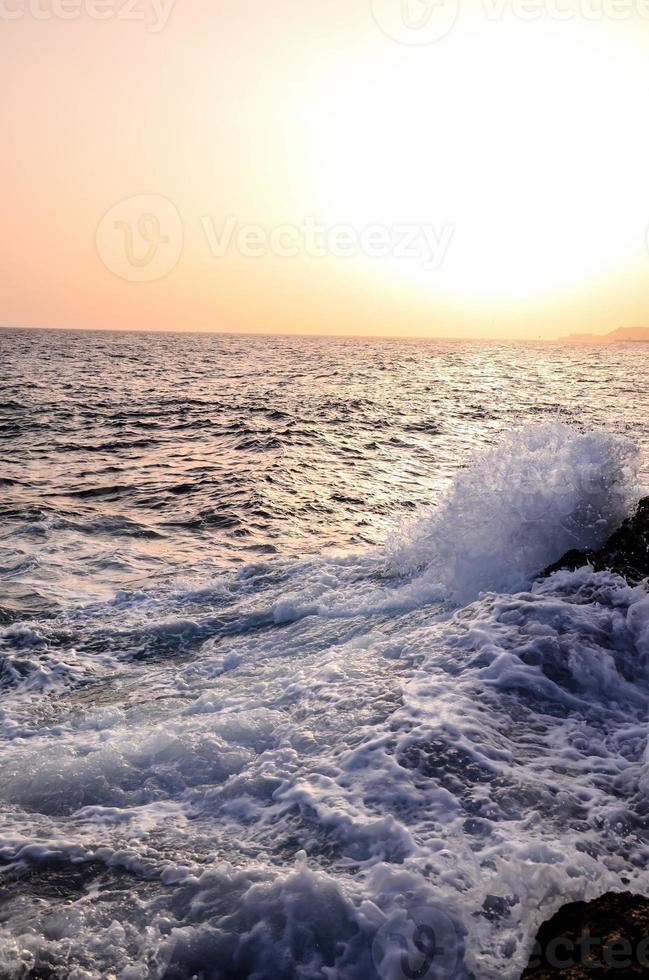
top-left (1, 328), bottom-right (649, 980)
top-left (2, 329), bottom-right (648, 609)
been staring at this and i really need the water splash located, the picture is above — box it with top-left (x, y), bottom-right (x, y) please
top-left (387, 423), bottom-right (641, 602)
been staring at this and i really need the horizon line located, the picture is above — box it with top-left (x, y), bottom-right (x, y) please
top-left (1, 323), bottom-right (631, 344)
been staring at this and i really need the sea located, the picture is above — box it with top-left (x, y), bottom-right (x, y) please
top-left (1, 327), bottom-right (649, 979)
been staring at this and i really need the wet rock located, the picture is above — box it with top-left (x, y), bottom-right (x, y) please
top-left (545, 497), bottom-right (649, 583)
top-left (521, 891), bottom-right (649, 978)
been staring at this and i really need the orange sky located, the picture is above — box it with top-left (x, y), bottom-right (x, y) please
top-left (3, 0), bottom-right (649, 339)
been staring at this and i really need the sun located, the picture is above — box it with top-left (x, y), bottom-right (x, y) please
top-left (312, 20), bottom-right (649, 301)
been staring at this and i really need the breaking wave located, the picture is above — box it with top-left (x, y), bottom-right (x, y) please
top-left (1, 422), bottom-right (648, 980)
top-left (388, 422), bottom-right (641, 602)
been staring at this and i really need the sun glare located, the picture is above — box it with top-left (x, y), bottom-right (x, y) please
top-left (315, 21), bottom-right (649, 301)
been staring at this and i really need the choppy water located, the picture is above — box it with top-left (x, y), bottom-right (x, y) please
top-left (1, 328), bottom-right (649, 979)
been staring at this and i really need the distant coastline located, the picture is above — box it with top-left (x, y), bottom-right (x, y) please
top-left (4, 323), bottom-right (649, 344)
top-left (562, 327), bottom-right (649, 343)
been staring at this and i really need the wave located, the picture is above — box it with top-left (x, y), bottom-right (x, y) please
top-left (387, 422), bottom-right (641, 602)
top-left (0, 424), bottom-right (648, 978)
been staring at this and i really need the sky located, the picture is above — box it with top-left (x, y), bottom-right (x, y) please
top-left (3, 0), bottom-right (649, 339)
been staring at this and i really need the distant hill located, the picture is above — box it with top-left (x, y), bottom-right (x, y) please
top-left (562, 327), bottom-right (649, 343)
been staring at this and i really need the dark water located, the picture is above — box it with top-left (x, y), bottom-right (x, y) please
top-left (1, 328), bottom-right (649, 980)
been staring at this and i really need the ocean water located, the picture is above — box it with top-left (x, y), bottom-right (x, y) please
top-left (1, 328), bottom-right (649, 979)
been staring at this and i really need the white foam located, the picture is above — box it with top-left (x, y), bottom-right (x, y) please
top-left (387, 422), bottom-right (641, 602)
top-left (1, 425), bottom-right (648, 979)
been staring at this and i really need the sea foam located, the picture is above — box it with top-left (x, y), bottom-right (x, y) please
top-left (0, 424), bottom-right (648, 979)
top-left (387, 422), bottom-right (641, 602)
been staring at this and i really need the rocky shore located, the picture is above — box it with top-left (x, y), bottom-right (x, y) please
top-left (524, 498), bottom-right (649, 977)
top-left (545, 496), bottom-right (649, 583)
top-left (522, 892), bottom-right (649, 978)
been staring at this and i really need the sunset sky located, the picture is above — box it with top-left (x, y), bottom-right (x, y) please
top-left (3, 0), bottom-right (649, 339)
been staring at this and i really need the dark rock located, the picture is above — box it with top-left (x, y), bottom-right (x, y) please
top-left (521, 891), bottom-right (649, 978)
top-left (544, 497), bottom-right (649, 583)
